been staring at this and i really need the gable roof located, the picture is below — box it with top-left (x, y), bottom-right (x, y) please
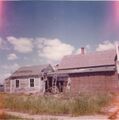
top-left (58, 49), bottom-right (116, 70)
top-left (10, 64), bottom-right (53, 78)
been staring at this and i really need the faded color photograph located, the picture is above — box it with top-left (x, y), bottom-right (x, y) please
top-left (0, 1), bottom-right (119, 120)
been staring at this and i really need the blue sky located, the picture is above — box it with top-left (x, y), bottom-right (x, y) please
top-left (1, 2), bottom-right (108, 45)
top-left (0, 1), bottom-right (119, 83)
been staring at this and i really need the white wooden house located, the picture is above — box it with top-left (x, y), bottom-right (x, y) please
top-left (4, 64), bottom-right (54, 94)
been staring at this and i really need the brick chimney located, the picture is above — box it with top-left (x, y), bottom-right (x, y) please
top-left (81, 47), bottom-right (85, 54)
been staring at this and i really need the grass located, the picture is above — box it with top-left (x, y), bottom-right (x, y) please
top-left (0, 93), bottom-right (112, 116)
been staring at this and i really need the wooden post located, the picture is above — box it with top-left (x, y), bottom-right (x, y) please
top-left (116, 43), bottom-right (119, 74)
top-left (55, 75), bottom-right (57, 93)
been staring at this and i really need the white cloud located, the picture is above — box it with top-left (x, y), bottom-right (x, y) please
top-left (0, 73), bottom-right (11, 84)
top-left (7, 36), bottom-right (33, 53)
top-left (0, 38), bottom-right (7, 49)
top-left (0, 63), bottom-right (20, 84)
top-left (7, 53), bottom-right (18, 60)
top-left (36, 38), bottom-right (75, 62)
top-left (2, 63), bottom-right (20, 73)
top-left (96, 41), bottom-right (116, 51)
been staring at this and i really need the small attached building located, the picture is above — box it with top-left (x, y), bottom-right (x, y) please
top-left (4, 64), bottom-right (54, 94)
top-left (57, 49), bottom-right (119, 94)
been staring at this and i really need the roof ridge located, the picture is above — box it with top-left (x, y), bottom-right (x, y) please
top-left (63, 49), bottom-right (116, 58)
top-left (19, 64), bottom-right (50, 68)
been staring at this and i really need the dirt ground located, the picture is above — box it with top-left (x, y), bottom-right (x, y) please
top-left (4, 110), bottom-right (109, 120)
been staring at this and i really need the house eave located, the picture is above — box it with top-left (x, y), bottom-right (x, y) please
top-left (57, 65), bottom-right (116, 74)
top-left (10, 75), bottom-right (41, 79)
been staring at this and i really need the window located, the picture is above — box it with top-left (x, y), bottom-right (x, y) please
top-left (30, 79), bottom-right (34, 87)
top-left (41, 77), bottom-right (44, 81)
top-left (16, 80), bottom-right (19, 88)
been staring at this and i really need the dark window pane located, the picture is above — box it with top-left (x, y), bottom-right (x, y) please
top-left (16, 80), bottom-right (19, 88)
top-left (30, 79), bottom-right (34, 87)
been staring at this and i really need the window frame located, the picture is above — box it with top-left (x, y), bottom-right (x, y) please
top-left (16, 80), bottom-right (19, 88)
top-left (30, 78), bottom-right (35, 87)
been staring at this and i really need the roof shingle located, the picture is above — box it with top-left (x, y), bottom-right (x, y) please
top-left (58, 49), bottom-right (116, 70)
top-left (11, 64), bottom-right (53, 78)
